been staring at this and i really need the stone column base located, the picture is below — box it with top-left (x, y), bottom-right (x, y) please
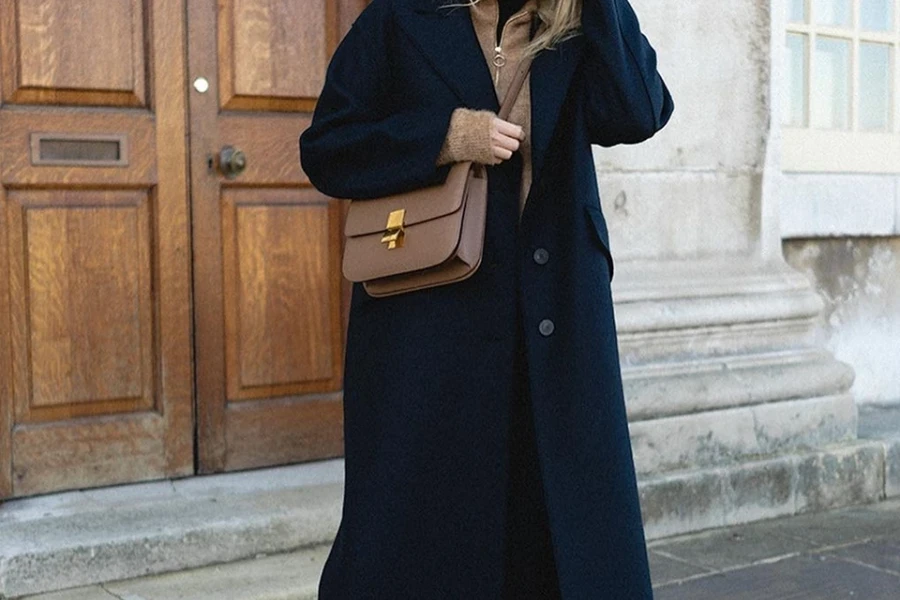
top-left (611, 257), bottom-right (888, 537)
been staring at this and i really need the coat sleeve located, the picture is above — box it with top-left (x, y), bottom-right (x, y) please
top-left (299, 5), bottom-right (457, 200)
top-left (579, 0), bottom-right (674, 147)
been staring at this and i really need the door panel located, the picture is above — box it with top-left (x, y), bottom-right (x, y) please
top-left (190, 0), bottom-right (364, 472)
top-left (9, 190), bottom-right (154, 419)
top-left (219, 0), bottom-right (334, 110)
top-left (222, 188), bottom-right (343, 401)
top-left (2, 0), bottom-right (147, 106)
top-left (0, 0), bottom-right (193, 497)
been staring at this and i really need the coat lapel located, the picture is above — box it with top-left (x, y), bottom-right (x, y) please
top-left (528, 33), bottom-right (584, 194)
top-left (395, 1), bottom-right (499, 112)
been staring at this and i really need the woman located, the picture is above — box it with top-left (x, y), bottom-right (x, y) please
top-left (299, 0), bottom-right (673, 597)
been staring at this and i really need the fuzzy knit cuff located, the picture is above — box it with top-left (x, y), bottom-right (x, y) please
top-left (435, 107), bottom-right (496, 166)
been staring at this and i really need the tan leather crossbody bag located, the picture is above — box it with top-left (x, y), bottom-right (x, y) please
top-left (341, 40), bottom-right (537, 298)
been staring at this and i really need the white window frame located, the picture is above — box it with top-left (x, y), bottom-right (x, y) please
top-left (783, 0), bottom-right (900, 173)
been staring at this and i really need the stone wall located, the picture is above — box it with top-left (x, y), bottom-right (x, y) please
top-left (586, 0), bottom-right (888, 538)
top-left (596, 0), bottom-right (771, 262)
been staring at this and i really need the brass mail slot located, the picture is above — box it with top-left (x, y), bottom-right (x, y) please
top-left (30, 133), bottom-right (128, 167)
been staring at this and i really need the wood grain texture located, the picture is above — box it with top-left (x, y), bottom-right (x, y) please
top-left (12, 412), bottom-right (167, 496)
top-left (233, 0), bottom-right (326, 98)
top-left (219, 115), bottom-right (311, 184)
top-left (224, 393), bottom-right (343, 471)
top-left (0, 186), bottom-right (12, 498)
top-left (189, 0), bottom-right (229, 473)
top-left (8, 191), bottom-right (155, 422)
top-left (217, 0), bottom-right (337, 112)
top-left (1, 0), bottom-right (147, 106)
top-left (192, 0), bottom-right (359, 473)
top-left (152, 0), bottom-right (194, 478)
top-left (222, 189), bottom-right (342, 400)
top-left (0, 0), bottom-right (193, 498)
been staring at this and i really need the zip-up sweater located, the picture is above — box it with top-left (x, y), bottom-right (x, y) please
top-left (436, 0), bottom-right (538, 211)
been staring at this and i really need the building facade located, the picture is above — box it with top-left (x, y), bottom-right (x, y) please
top-left (776, 0), bottom-right (900, 405)
top-left (0, 1), bottom-right (895, 535)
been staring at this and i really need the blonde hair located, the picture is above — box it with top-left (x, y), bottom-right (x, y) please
top-left (442, 0), bottom-right (582, 57)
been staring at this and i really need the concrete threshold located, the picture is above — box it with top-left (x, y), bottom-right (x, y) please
top-left (0, 460), bottom-right (344, 599)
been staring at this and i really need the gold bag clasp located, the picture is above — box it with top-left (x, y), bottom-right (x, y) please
top-left (381, 209), bottom-right (405, 250)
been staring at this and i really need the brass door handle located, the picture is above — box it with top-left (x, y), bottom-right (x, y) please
top-left (219, 146), bottom-right (247, 179)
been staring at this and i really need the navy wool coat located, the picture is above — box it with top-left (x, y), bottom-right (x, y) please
top-left (300, 0), bottom-right (673, 597)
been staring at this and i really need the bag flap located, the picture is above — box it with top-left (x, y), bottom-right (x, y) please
top-left (344, 162), bottom-right (479, 237)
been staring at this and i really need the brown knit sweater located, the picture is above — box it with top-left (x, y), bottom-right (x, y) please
top-left (435, 0), bottom-right (537, 212)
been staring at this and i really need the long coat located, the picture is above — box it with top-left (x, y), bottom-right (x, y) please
top-left (299, 0), bottom-right (674, 597)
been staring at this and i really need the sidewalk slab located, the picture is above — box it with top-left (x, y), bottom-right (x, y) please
top-left (656, 552), bottom-right (900, 600)
top-left (650, 498), bottom-right (900, 598)
top-left (19, 545), bottom-right (329, 600)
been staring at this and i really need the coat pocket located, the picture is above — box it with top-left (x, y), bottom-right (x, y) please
top-left (584, 204), bottom-right (615, 281)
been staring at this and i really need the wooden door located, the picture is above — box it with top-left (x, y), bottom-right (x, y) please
top-left (0, 0), bottom-right (193, 497)
top-left (189, 0), bottom-right (364, 473)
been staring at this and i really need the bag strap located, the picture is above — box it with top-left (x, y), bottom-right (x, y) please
top-left (497, 14), bottom-right (544, 120)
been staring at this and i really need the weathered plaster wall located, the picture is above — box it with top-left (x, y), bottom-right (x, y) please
top-left (784, 238), bottom-right (900, 405)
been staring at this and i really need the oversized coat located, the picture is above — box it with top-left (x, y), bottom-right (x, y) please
top-left (299, 0), bottom-right (674, 597)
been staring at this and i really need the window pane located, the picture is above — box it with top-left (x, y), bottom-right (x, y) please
top-left (859, 43), bottom-right (892, 130)
top-left (812, 37), bottom-right (851, 129)
top-left (814, 0), bottom-right (852, 27)
top-left (789, 0), bottom-right (807, 23)
top-left (861, 0), bottom-right (893, 31)
top-left (785, 34), bottom-right (809, 126)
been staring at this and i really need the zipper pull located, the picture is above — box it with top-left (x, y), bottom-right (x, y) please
top-left (492, 45), bottom-right (506, 85)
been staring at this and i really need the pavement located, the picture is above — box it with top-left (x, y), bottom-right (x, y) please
top-left (650, 497), bottom-right (900, 599)
top-left (651, 403), bottom-right (900, 599)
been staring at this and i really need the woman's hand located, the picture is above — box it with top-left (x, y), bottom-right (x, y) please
top-left (490, 117), bottom-right (525, 164)
top-left (435, 108), bottom-right (525, 167)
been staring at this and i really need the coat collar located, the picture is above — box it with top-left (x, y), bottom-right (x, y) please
top-left (397, 2), bottom-right (499, 112)
top-left (396, 1), bottom-right (584, 187)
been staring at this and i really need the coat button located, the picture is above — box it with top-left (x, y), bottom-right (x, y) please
top-left (538, 319), bottom-right (555, 337)
top-left (533, 248), bottom-right (549, 265)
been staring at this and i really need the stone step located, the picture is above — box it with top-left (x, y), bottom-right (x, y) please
top-left (858, 403), bottom-right (900, 498)
top-left (630, 393), bottom-right (858, 475)
top-left (621, 346), bottom-right (858, 474)
top-left (18, 544), bottom-right (329, 600)
top-left (622, 349), bottom-right (854, 420)
top-left (638, 438), bottom-right (896, 540)
top-left (0, 460), bottom-right (343, 599)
